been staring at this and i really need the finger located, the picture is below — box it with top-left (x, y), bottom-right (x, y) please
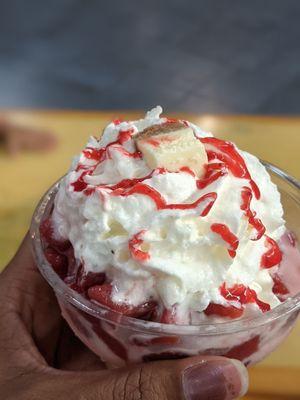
top-left (54, 322), bottom-right (106, 371)
top-left (45, 355), bottom-right (248, 400)
top-left (0, 233), bottom-right (62, 368)
top-left (1, 231), bottom-right (43, 279)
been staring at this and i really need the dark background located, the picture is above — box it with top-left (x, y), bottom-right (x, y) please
top-left (1, 0), bottom-right (300, 113)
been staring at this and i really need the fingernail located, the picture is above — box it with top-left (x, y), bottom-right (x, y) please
top-left (182, 359), bottom-right (248, 400)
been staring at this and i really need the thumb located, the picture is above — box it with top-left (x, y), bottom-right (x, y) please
top-left (45, 355), bottom-right (248, 400)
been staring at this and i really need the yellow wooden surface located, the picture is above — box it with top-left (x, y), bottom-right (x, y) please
top-left (0, 110), bottom-right (300, 399)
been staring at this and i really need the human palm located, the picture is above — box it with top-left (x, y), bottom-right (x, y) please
top-left (0, 234), bottom-right (247, 399)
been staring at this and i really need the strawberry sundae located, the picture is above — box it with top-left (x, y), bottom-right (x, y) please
top-left (36, 107), bottom-right (300, 367)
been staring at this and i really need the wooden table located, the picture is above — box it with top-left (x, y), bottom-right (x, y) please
top-left (0, 110), bottom-right (300, 399)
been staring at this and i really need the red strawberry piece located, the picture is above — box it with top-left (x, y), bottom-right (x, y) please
top-left (150, 336), bottom-right (179, 345)
top-left (272, 274), bottom-right (289, 298)
top-left (77, 308), bottom-right (98, 325)
top-left (132, 335), bottom-right (179, 347)
top-left (132, 337), bottom-right (155, 346)
top-left (92, 321), bottom-right (128, 360)
top-left (44, 247), bottom-right (68, 278)
top-left (221, 283), bottom-right (257, 304)
top-left (40, 217), bottom-right (70, 251)
top-left (160, 307), bottom-right (177, 324)
top-left (139, 304), bottom-right (159, 321)
top-left (69, 282), bottom-right (82, 293)
top-left (143, 352), bottom-right (188, 362)
top-left (40, 217), bottom-right (54, 242)
top-left (204, 303), bottom-right (244, 319)
top-left (76, 265), bottom-right (106, 292)
top-left (261, 236), bottom-right (282, 268)
top-left (224, 335), bottom-right (260, 361)
top-left (220, 283), bottom-right (270, 313)
top-left (255, 298), bottom-right (271, 313)
top-left (66, 308), bottom-right (91, 338)
top-left (64, 247), bottom-right (77, 276)
top-left (88, 284), bottom-right (157, 318)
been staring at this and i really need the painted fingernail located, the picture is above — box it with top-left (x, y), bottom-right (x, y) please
top-left (182, 359), bottom-right (248, 400)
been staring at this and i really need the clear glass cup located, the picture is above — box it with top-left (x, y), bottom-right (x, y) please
top-left (30, 162), bottom-right (300, 369)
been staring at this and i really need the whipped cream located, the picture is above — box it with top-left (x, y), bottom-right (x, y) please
top-left (52, 107), bottom-right (285, 321)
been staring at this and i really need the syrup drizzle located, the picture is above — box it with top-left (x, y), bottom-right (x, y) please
top-left (82, 129), bottom-right (139, 163)
top-left (72, 170), bottom-right (91, 192)
top-left (241, 186), bottom-right (265, 240)
top-left (210, 223), bottom-right (239, 258)
top-left (200, 137), bottom-right (260, 199)
top-left (261, 236), bottom-right (282, 268)
top-left (82, 148), bottom-right (105, 161)
top-left (95, 168), bottom-right (167, 193)
top-left (118, 128), bottom-right (135, 144)
top-left (128, 230), bottom-right (150, 262)
top-left (72, 124), bottom-right (282, 292)
top-left (220, 283), bottom-right (270, 313)
top-left (197, 167), bottom-right (227, 189)
top-left (272, 274), bottom-right (289, 297)
top-left (72, 128), bottom-right (140, 191)
top-left (179, 166), bottom-right (195, 176)
top-left (113, 182), bottom-right (217, 215)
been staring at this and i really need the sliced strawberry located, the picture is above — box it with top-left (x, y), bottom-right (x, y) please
top-left (220, 283), bottom-right (270, 313)
top-left (93, 322), bottom-right (128, 360)
top-left (204, 303), bottom-right (244, 319)
top-left (261, 236), bottom-right (282, 268)
top-left (132, 335), bottom-right (179, 347)
top-left (224, 335), bottom-right (260, 361)
top-left (44, 247), bottom-right (68, 278)
top-left (69, 282), bottom-right (82, 293)
top-left (40, 217), bottom-right (70, 251)
top-left (272, 274), bottom-right (289, 298)
top-left (88, 284), bottom-right (157, 318)
top-left (71, 175), bottom-right (88, 192)
top-left (76, 266), bottom-right (106, 292)
top-left (77, 308), bottom-right (98, 325)
top-left (221, 283), bottom-right (258, 305)
top-left (255, 298), bottom-right (271, 313)
top-left (160, 307), bottom-right (177, 324)
top-left (66, 308), bottom-right (91, 338)
top-left (64, 247), bottom-right (77, 276)
top-left (151, 336), bottom-right (179, 345)
top-left (139, 306), bottom-right (158, 321)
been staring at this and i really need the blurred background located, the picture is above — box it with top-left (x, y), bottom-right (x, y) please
top-left (0, 2), bottom-right (300, 397)
top-left (1, 0), bottom-right (300, 113)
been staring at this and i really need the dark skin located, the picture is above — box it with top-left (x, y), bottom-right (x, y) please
top-left (0, 234), bottom-right (247, 399)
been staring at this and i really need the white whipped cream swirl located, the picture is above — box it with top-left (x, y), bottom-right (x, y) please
top-left (52, 107), bottom-right (285, 321)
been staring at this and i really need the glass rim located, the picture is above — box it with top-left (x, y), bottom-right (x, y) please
top-left (30, 161), bottom-right (300, 336)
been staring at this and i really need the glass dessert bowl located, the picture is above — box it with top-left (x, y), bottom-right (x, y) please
top-left (30, 107), bottom-right (300, 368)
top-left (31, 162), bottom-right (300, 369)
